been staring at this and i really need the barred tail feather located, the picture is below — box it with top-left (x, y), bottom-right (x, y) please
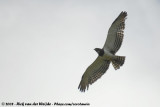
top-left (112, 56), bottom-right (125, 70)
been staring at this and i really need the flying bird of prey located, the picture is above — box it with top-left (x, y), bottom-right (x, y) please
top-left (78, 11), bottom-right (127, 92)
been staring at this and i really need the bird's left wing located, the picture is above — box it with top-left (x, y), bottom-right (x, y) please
top-left (78, 56), bottom-right (110, 92)
top-left (103, 11), bottom-right (127, 54)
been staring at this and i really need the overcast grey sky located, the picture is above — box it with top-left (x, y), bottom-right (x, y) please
top-left (0, 0), bottom-right (160, 107)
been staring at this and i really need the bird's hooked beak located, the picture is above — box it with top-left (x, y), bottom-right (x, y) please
top-left (94, 48), bottom-right (97, 52)
top-left (94, 48), bottom-right (100, 53)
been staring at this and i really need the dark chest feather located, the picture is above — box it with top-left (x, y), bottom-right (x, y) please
top-left (99, 49), bottom-right (104, 56)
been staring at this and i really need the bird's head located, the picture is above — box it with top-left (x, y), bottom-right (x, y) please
top-left (94, 48), bottom-right (104, 56)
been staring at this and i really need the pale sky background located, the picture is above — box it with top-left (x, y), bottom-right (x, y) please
top-left (0, 0), bottom-right (160, 107)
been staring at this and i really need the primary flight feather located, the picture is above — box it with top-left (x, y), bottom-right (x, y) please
top-left (78, 11), bottom-right (127, 92)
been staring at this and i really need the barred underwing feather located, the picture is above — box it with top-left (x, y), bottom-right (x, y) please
top-left (89, 61), bottom-right (110, 84)
top-left (103, 11), bottom-right (127, 54)
top-left (78, 56), bottom-right (110, 92)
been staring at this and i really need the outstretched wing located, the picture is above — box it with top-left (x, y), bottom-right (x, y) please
top-left (103, 11), bottom-right (127, 54)
top-left (78, 56), bottom-right (110, 92)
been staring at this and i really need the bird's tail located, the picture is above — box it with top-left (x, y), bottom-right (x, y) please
top-left (112, 56), bottom-right (125, 70)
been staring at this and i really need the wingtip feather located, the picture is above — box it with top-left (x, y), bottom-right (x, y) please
top-left (121, 11), bottom-right (127, 17)
top-left (78, 78), bottom-right (89, 92)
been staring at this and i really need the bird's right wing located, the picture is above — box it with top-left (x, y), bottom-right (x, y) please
top-left (78, 56), bottom-right (110, 92)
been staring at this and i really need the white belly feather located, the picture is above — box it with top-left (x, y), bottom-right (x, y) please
top-left (102, 49), bottom-right (115, 60)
